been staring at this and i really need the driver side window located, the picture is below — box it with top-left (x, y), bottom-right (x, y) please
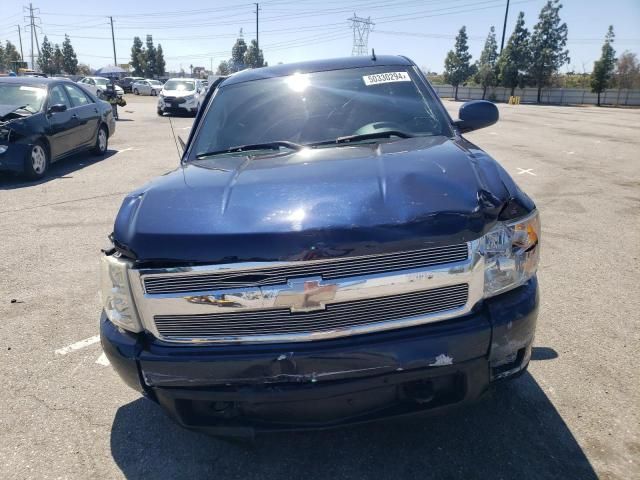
top-left (48, 85), bottom-right (72, 109)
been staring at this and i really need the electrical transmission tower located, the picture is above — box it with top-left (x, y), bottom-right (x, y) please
top-left (348, 14), bottom-right (374, 56)
top-left (23, 3), bottom-right (42, 70)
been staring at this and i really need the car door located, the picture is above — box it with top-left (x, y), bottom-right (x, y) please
top-left (63, 83), bottom-right (101, 147)
top-left (44, 84), bottom-right (77, 159)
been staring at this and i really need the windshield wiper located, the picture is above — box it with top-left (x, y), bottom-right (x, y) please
top-left (308, 130), bottom-right (414, 147)
top-left (196, 141), bottom-right (304, 159)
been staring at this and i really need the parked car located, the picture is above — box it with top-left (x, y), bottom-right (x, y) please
top-left (100, 56), bottom-right (540, 436)
top-left (156, 78), bottom-right (205, 116)
top-left (132, 79), bottom-right (163, 96)
top-left (77, 76), bottom-right (124, 98)
top-left (0, 77), bottom-right (115, 179)
top-left (118, 76), bottom-right (144, 93)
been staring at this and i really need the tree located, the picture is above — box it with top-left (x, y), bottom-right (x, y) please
top-left (244, 39), bottom-right (265, 68)
top-left (77, 63), bottom-right (92, 76)
top-left (53, 44), bottom-right (64, 74)
top-left (130, 36), bottom-right (145, 77)
top-left (614, 51), bottom-right (640, 89)
top-left (229, 35), bottom-right (247, 72)
top-left (144, 35), bottom-right (157, 78)
top-left (155, 44), bottom-right (166, 76)
top-left (0, 42), bottom-right (5, 72)
top-left (443, 26), bottom-right (475, 100)
top-left (474, 26), bottom-right (499, 99)
top-left (216, 60), bottom-right (230, 75)
top-left (38, 36), bottom-right (55, 75)
top-left (590, 26), bottom-right (616, 106)
top-left (528, 0), bottom-right (569, 103)
top-left (62, 35), bottom-right (78, 74)
top-left (3, 41), bottom-right (22, 70)
top-left (498, 11), bottom-right (530, 96)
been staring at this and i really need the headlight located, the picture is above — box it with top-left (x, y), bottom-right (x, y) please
top-left (481, 210), bottom-right (540, 298)
top-left (0, 145), bottom-right (7, 155)
top-left (184, 94), bottom-right (195, 101)
top-left (100, 254), bottom-right (142, 332)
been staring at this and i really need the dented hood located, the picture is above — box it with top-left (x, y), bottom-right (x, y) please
top-left (113, 136), bottom-right (534, 264)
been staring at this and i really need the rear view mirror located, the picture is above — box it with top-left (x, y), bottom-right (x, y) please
top-left (47, 104), bottom-right (67, 114)
top-left (454, 100), bottom-right (499, 133)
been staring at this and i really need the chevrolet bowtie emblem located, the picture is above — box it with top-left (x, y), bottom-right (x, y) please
top-left (274, 278), bottom-right (338, 312)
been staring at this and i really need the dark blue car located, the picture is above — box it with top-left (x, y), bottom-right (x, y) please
top-left (100, 56), bottom-right (540, 436)
top-left (0, 77), bottom-right (115, 179)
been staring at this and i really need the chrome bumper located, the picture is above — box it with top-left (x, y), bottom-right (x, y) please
top-left (128, 240), bottom-right (485, 344)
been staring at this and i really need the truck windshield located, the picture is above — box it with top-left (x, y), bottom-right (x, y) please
top-left (190, 66), bottom-right (450, 158)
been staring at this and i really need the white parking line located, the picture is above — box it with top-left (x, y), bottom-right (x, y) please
top-left (95, 352), bottom-right (110, 366)
top-left (55, 335), bottom-right (100, 355)
top-left (517, 168), bottom-right (536, 176)
top-left (117, 147), bottom-right (139, 154)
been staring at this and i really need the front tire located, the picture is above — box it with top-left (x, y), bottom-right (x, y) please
top-left (157, 108), bottom-right (164, 116)
top-left (24, 141), bottom-right (49, 179)
top-left (92, 125), bottom-right (108, 155)
top-left (134, 89), bottom-right (139, 95)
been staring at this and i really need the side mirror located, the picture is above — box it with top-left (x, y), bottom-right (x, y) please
top-left (47, 103), bottom-right (67, 114)
top-left (454, 100), bottom-right (499, 133)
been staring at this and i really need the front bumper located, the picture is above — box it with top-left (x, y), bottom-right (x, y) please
top-left (101, 277), bottom-right (538, 435)
top-left (0, 143), bottom-right (30, 174)
top-left (157, 98), bottom-right (197, 113)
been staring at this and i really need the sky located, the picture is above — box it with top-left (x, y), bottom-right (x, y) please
top-left (1, 0), bottom-right (639, 74)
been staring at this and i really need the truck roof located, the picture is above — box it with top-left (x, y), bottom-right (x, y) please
top-left (222, 55), bottom-right (414, 86)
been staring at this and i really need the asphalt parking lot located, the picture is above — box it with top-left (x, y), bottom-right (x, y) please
top-left (1, 94), bottom-right (638, 480)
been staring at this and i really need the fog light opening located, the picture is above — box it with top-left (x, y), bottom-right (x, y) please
top-left (491, 347), bottom-right (527, 381)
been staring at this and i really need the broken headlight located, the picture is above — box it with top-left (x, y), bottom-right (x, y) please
top-left (481, 210), bottom-right (540, 298)
top-left (100, 254), bottom-right (142, 332)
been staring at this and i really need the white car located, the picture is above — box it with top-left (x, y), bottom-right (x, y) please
top-left (77, 77), bottom-right (124, 97)
top-left (132, 79), bottom-right (164, 96)
top-left (157, 78), bottom-right (205, 116)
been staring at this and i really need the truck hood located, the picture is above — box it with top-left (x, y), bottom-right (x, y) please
top-left (113, 136), bottom-right (534, 264)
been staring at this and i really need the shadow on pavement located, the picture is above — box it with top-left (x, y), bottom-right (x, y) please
top-left (110, 367), bottom-right (597, 479)
top-left (0, 150), bottom-right (118, 190)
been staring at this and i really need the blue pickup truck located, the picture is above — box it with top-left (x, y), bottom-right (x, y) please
top-left (99, 55), bottom-right (540, 436)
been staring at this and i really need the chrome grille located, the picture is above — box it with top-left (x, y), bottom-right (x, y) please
top-left (143, 244), bottom-right (469, 294)
top-left (154, 283), bottom-right (468, 341)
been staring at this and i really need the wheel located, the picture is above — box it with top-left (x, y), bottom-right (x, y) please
top-left (92, 125), bottom-right (108, 155)
top-left (24, 141), bottom-right (49, 179)
top-left (134, 88), bottom-right (139, 95)
top-left (157, 108), bottom-right (163, 116)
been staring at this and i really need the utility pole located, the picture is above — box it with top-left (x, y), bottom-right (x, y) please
top-left (17, 25), bottom-right (24, 61)
top-left (254, 3), bottom-right (260, 50)
top-left (348, 13), bottom-right (374, 56)
top-left (109, 17), bottom-right (117, 65)
top-left (500, 0), bottom-right (510, 53)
